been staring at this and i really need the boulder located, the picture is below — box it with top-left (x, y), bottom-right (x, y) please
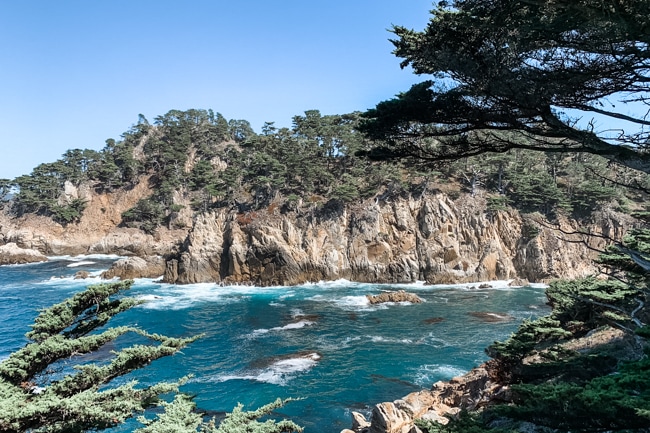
top-left (508, 278), bottom-right (530, 287)
top-left (74, 270), bottom-right (91, 279)
top-left (101, 256), bottom-right (166, 280)
top-left (367, 290), bottom-right (423, 305)
top-left (352, 412), bottom-right (371, 432)
top-left (0, 242), bottom-right (47, 265)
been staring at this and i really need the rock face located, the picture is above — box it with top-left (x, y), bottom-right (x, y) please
top-left (0, 242), bottom-right (48, 265)
top-left (0, 187), bottom-right (630, 283)
top-left (165, 194), bottom-right (618, 286)
top-left (0, 177), bottom-right (187, 258)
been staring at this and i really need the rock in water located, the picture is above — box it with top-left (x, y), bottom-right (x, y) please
top-left (366, 290), bottom-right (423, 305)
top-left (467, 311), bottom-right (513, 322)
top-left (0, 242), bottom-right (47, 265)
top-left (508, 278), bottom-right (530, 287)
top-left (351, 412), bottom-right (371, 431)
top-left (74, 270), bottom-right (91, 279)
top-left (101, 256), bottom-right (166, 280)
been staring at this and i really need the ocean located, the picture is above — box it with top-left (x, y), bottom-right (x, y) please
top-left (0, 256), bottom-right (549, 432)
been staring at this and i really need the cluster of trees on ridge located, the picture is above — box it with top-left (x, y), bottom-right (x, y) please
top-left (1, 107), bottom-right (648, 232)
top-left (2, 0), bottom-right (650, 431)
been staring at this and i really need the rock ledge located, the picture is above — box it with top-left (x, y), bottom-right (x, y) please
top-left (0, 242), bottom-right (48, 265)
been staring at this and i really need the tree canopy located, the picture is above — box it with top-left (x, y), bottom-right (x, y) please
top-left (361, 0), bottom-right (650, 173)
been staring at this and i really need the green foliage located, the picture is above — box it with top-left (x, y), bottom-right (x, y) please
top-left (121, 198), bottom-right (166, 234)
top-left (135, 394), bottom-right (205, 433)
top-left (598, 228), bottom-right (650, 288)
top-left (135, 396), bottom-right (302, 433)
top-left (9, 107), bottom-right (647, 233)
top-left (486, 195), bottom-right (509, 212)
top-left (487, 316), bottom-right (571, 362)
top-left (361, 0), bottom-right (650, 174)
top-left (546, 277), bottom-right (642, 328)
top-left (498, 354), bottom-right (650, 431)
top-left (0, 281), bottom-right (198, 433)
top-left (0, 281), bottom-right (302, 433)
top-left (507, 168), bottom-right (570, 215)
top-left (415, 412), bottom-right (517, 433)
top-left (211, 398), bottom-right (302, 433)
top-left (50, 197), bottom-right (87, 225)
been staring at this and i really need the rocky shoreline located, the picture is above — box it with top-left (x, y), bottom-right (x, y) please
top-left (0, 189), bottom-right (632, 285)
top-left (0, 187), bottom-right (641, 433)
top-left (341, 325), bottom-right (646, 433)
top-left (341, 364), bottom-right (496, 433)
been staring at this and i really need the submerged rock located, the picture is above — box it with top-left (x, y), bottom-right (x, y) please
top-left (0, 242), bottom-right (47, 265)
top-left (366, 290), bottom-right (423, 305)
top-left (468, 312), bottom-right (514, 322)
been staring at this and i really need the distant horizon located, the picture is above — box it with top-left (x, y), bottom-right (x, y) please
top-left (0, 1), bottom-right (433, 180)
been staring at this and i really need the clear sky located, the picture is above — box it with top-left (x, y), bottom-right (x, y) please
top-left (0, 1), bottom-right (433, 179)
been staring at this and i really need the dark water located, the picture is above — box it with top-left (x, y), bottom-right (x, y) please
top-left (0, 257), bottom-right (549, 432)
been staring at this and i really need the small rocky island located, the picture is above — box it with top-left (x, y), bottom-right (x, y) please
top-left (366, 290), bottom-right (423, 304)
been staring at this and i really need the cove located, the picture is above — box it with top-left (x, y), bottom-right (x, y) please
top-left (0, 257), bottom-right (549, 433)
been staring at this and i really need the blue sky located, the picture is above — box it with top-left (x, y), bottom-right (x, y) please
top-left (0, 1), bottom-right (433, 179)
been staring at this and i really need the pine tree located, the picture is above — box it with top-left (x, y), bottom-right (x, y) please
top-left (0, 281), bottom-right (302, 433)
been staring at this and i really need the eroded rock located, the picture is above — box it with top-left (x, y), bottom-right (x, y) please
top-left (354, 365), bottom-right (498, 433)
top-left (0, 242), bottom-right (48, 265)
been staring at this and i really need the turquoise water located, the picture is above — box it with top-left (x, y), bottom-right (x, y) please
top-left (0, 257), bottom-right (549, 432)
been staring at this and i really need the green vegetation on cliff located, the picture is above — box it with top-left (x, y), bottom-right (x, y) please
top-left (4, 106), bottom-right (648, 233)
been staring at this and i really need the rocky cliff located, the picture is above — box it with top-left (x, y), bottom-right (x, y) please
top-left (0, 186), bottom-right (632, 284)
top-left (164, 194), bottom-right (627, 286)
top-left (0, 179), bottom-right (188, 258)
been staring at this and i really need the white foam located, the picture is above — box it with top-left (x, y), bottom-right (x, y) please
top-left (315, 335), bottom-right (362, 351)
top-left (333, 295), bottom-right (373, 310)
top-left (277, 320), bottom-right (315, 330)
top-left (138, 294), bottom-right (164, 301)
top-left (413, 364), bottom-right (467, 386)
top-left (48, 254), bottom-right (123, 261)
top-left (139, 283), bottom-right (244, 310)
top-left (297, 278), bottom-right (356, 290)
top-left (420, 280), bottom-right (514, 291)
top-left (200, 352), bottom-right (320, 386)
top-left (66, 261), bottom-right (96, 268)
top-left (249, 319), bottom-right (315, 337)
top-left (38, 273), bottom-right (103, 286)
top-left (369, 335), bottom-right (414, 344)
